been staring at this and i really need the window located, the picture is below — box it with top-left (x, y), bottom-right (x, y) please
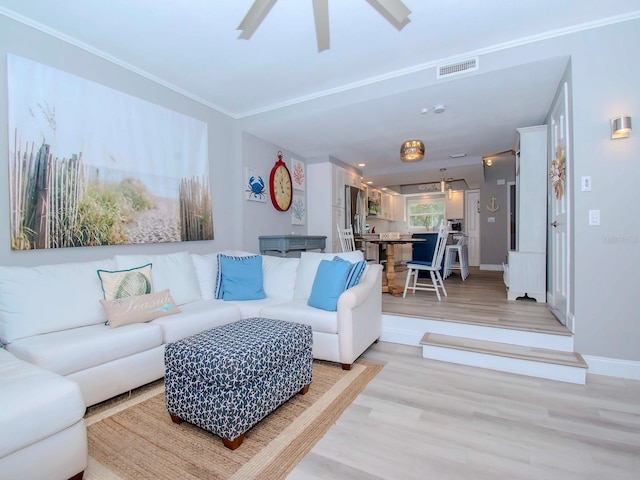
top-left (407, 194), bottom-right (445, 230)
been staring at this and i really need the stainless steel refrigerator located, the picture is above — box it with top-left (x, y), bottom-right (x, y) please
top-left (344, 185), bottom-right (366, 235)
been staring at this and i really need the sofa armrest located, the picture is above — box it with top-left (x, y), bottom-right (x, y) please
top-left (335, 264), bottom-right (383, 365)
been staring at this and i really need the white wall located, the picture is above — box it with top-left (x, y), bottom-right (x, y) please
top-left (239, 133), bottom-right (307, 253)
top-left (0, 15), bottom-right (240, 266)
top-left (567, 20), bottom-right (640, 361)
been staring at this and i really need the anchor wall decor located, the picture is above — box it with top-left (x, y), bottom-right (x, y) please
top-left (486, 195), bottom-right (500, 213)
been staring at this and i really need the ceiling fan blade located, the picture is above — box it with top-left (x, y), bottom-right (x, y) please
top-left (237, 0), bottom-right (278, 40)
top-left (365, 0), bottom-right (411, 31)
top-left (312, 0), bottom-right (330, 52)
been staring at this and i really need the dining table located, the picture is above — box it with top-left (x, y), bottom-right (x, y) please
top-left (365, 238), bottom-right (426, 297)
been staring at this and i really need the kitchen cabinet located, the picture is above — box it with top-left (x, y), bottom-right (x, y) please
top-left (393, 195), bottom-right (405, 221)
top-left (381, 193), bottom-right (393, 220)
top-left (332, 166), bottom-right (345, 207)
top-left (506, 125), bottom-right (547, 301)
top-left (308, 162), bottom-right (363, 253)
top-left (445, 191), bottom-right (464, 219)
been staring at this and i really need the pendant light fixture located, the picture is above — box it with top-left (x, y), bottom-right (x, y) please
top-left (400, 140), bottom-right (425, 162)
top-left (440, 168), bottom-right (446, 193)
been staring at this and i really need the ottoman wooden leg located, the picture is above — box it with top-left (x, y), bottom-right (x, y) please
top-left (222, 433), bottom-right (245, 450)
top-left (170, 413), bottom-right (183, 424)
top-left (299, 383), bottom-right (310, 395)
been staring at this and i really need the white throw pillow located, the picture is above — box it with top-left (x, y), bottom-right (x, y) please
top-left (293, 250), bottom-right (364, 299)
top-left (262, 255), bottom-right (299, 300)
top-left (115, 252), bottom-right (200, 306)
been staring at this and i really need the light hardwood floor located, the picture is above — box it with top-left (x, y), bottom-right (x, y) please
top-left (288, 342), bottom-right (640, 480)
top-left (382, 267), bottom-right (569, 335)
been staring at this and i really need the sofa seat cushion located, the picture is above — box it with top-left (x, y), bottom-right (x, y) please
top-left (224, 297), bottom-right (289, 319)
top-left (151, 299), bottom-right (241, 344)
top-left (260, 299), bottom-right (339, 334)
top-left (0, 349), bottom-right (85, 458)
top-left (7, 323), bottom-right (163, 376)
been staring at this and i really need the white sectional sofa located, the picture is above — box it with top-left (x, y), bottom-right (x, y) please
top-left (0, 249), bottom-right (382, 409)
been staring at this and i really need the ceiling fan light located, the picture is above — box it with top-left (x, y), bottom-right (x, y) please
top-left (400, 140), bottom-right (425, 162)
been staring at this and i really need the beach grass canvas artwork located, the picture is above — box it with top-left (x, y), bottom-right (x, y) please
top-left (6, 54), bottom-right (213, 250)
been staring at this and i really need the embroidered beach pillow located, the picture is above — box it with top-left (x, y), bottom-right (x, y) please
top-left (97, 264), bottom-right (153, 300)
top-left (100, 289), bottom-right (180, 328)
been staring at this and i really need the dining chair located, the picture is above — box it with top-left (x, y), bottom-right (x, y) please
top-left (443, 234), bottom-right (470, 280)
top-left (336, 224), bottom-right (357, 252)
top-left (402, 224), bottom-right (450, 300)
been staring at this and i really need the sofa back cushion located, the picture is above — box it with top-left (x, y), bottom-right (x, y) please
top-left (294, 250), bottom-right (364, 299)
top-left (0, 259), bottom-right (115, 343)
top-left (261, 255), bottom-right (298, 300)
top-left (115, 252), bottom-right (201, 305)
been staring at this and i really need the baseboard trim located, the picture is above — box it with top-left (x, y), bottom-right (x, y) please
top-left (582, 355), bottom-right (640, 380)
top-left (479, 264), bottom-right (503, 271)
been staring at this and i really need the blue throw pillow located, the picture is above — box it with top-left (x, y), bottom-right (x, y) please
top-left (307, 259), bottom-right (352, 311)
top-left (333, 256), bottom-right (367, 289)
top-left (215, 254), bottom-right (266, 301)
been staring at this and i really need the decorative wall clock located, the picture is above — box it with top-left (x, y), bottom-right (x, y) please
top-left (269, 151), bottom-right (293, 211)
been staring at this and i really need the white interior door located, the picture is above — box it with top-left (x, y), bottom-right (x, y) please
top-left (548, 82), bottom-right (571, 329)
top-left (465, 189), bottom-right (481, 266)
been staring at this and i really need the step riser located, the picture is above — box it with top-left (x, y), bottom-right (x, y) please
top-left (422, 345), bottom-right (587, 384)
top-left (382, 314), bottom-right (574, 351)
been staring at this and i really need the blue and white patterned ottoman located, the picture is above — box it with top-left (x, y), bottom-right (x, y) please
top-left (164, 317), bottom-right (313, 450)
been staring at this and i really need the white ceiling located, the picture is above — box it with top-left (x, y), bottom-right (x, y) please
top-left (2, 0), bottom-right (639, 190)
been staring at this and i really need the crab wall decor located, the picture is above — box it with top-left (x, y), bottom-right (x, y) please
top-left (245, 167), bottom-right (267, 202)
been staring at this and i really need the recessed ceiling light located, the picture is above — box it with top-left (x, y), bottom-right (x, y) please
top-left (366, 181), bottom-right (373, 184)
top-left (358, 163), bottom-right (366, 167)
top-left (420, 108), bottom-right (428, 114)
top-left (381, 187), bottom-right (387, 191)
top-left (450, 153), bottom-right (467, 158)
top-left (433, 104), bottom-right (446, 114)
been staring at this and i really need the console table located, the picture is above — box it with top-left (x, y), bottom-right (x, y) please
top-left (259, 235), bottom-right (327, 257)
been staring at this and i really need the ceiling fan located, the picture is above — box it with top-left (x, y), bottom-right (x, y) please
top-left (237, 0), bottom-right (412, 52)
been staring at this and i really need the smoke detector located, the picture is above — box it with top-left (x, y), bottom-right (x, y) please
top-left (433, 104), bottom-right (446, 114)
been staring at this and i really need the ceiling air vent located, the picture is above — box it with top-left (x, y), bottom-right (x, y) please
top-left (437, 57), bottom-right (479, 79)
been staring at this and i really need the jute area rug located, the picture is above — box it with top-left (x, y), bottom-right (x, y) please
top-left (84, 359), bottom-right (382, 480)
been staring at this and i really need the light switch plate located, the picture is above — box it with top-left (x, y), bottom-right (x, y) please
top-left (589, 209), bottom-right (600, 226)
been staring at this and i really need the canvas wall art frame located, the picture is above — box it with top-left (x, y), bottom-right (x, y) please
top-left (291, 194), bottom-right (306, 225)
top-left (245, 167), bottom-right (267, 202)
top-left (291, 158), bottom-right (305, 191)
top-left (7, 54), bottom-right (213, 250)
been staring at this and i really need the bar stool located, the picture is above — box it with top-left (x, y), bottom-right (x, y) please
top-left (444, 234), bottom-right (469, 280)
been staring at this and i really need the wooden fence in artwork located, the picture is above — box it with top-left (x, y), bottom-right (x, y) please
top-left (9, 131), bottom-right (86, 249)
top-left (179, 176), bottom-right (214, 241)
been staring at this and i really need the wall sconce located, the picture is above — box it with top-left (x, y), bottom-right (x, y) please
top-left (611, 116), bottom-right (632, 139)
top-left (484, 158), bottom-right (493, 167)
top-left (400, 140), bottom-right (425, 162)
